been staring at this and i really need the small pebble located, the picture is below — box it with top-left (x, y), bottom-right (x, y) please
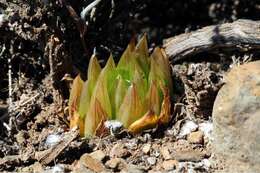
top-left (187, 131), bottom-right (204, 144)
top-left (162, 160), bottom-right (178, 171)
top-left (173, 150), bottom-right (206, 162)
top-left (199, 122), bottom-right (213, 140)
top-left (142, 133), bottom-right (151, 142)
top-left (125, 139), bottom-right (138, 150)
top-left (121, 164), bottom-right (145, 173)
top-left (89, 150), bottom-right (106, 161)
top-left (105, 158), bottom-right (126, 170)
top-left (80, 153), bottom-right (106, 172)
top-left (165, 129), bottom-right (175, 136)
top-left (201, 159), bottom-right (211, 169)
top-left (104, 120), bottom-right (123, 135)
top-left (160, 147), bottom-right (171, 160)
top-left (15, 131), bottom-right (25, 145)
top-left (178, 120), bottom-right (198, 138)
top-left (142, 144), bottom-right (151, 154)
top-left (51, 164), bottom-right (64, 173)
top-left (147, 157), bottom-right (157, 165)
top-left (110, 143), bottom-right (131, 158)
top-left (45, 134), bottom-right (61, 147)
top-left (0, 14), bottom-right (7, 26)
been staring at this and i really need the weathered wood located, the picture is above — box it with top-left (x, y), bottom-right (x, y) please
top-left (35, 129), bottom-right (78, 165)
top-left (163, 19), bottom-right (260, 62)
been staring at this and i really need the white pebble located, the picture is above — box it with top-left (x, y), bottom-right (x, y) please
top-left (0, 14), bottom-right (7, 25)
top-left (45, 134), bottom-right (61, 147)
top-left (178, 120), bottom-right (198, 138)
top-left (104, 120), bottom-right (123, 133)
top-left (198, 122), bottom-right (213, 140)
top-left (51, 165), bottom-right (63, 173)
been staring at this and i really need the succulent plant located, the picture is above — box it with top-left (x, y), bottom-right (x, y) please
top-left (69, 35), bottom-right (172, 137)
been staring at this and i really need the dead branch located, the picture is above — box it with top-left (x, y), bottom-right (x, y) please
top-left (8, 50), bottom-right (12, 107)
top-left (163, 19), bottom-right (260, 62)
top-left (80, 0), bottom-right (102, 20)
top-left (61, 0), bottom-right (90, 58)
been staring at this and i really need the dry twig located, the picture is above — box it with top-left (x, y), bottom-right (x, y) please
top-left (163, 19), bottom-right (260, 62)
top-left (35, 129), bottom-right (78, 165)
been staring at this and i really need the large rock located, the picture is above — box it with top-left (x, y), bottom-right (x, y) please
top-left (212, 61), bottom-right (260, 172)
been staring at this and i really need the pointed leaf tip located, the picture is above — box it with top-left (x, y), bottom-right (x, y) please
top-left (149, 47), bottom-right (172, 91)
top-left (136, 33), bottom-right (149, 57)
top-left (118, 39), bottom-right (136, 70)
top-left (106, 54), bottom-right (116, 68)
top-left (79, 55), bottom-right (102, 119)
top-left (88, 55), bottom-right (101, 80)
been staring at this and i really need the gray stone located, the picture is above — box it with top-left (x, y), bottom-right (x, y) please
top-left (121, 164), bottom-right (145, 173)
top-left (213, 61), bottom-right (260, 172)
top-left (173, 150), bottom-right (206, 162)
top-left (105, 158), bottom-right (127, 170)
top-left (110, 143), bottom-right (131, 158)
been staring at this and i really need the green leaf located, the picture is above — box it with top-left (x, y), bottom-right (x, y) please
top-left (117, 39), bottom-right (135, 69)
top-left (149, 48), bottom-right (171, 87)
top-left (79, 55), bottom-right (101, 119)
top-left (84, 98), bottom-right (107, 137)
top-left (118, 83), bottom-right (144, 128)
top-left (106, 54), bottom-right (120, 119)
top-left (68, 75), bottom-right (84, 129)
top-left (88, 55), bottom-right (102, 81)
top-left (115, 75), bottom-right (128, 119)
top-left (132, 64), bottom-right (148, 103)
top-left (136, 34), bottom-right (149, 57)
top-left (149, 47), bottom-right (173, 102)
top-left (84, 56), bottom-right (115, 137)
top-left (135, 34), bottom-right (150, 77)
top-left (149, 48), bottom-right (172, 90)
top-left (90, 55), bottom-right (115, 119)
top-left (117, 40), bottom-right (136, 82)
top-left (146, 80), bottom-right (160, 115)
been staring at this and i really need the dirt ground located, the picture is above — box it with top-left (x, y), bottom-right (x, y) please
top-left (0, 0), bottom-right (260, 172)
